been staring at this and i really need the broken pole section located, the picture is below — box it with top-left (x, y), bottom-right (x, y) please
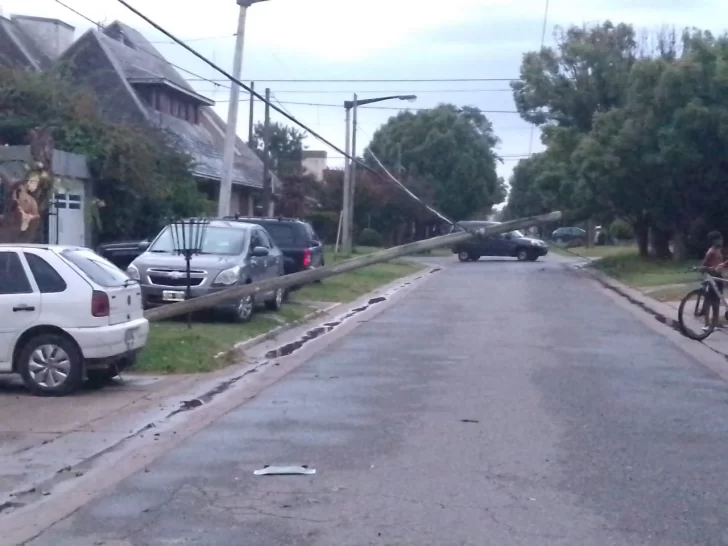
top-left (144, 211), bottom-right (562, 322)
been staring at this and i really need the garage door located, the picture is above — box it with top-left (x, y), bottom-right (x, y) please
top-left (50, 191), bottom-right (86, 246)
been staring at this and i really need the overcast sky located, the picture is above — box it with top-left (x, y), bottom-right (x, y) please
top-left (1, 0), bottom-right (723, 203)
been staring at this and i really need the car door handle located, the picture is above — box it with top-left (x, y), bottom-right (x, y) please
top-left (13, 305), bottom-right (35, 312)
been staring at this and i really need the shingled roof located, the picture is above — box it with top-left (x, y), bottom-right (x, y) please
top-left (57, 21), bottom-right (272, 190)
top-left (0, 16), bottom-right (51, 69)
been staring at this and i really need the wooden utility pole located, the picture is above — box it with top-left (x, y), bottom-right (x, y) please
top-left (247, 81), bottom-right (255, 144)
top-left (261, 87), bottom-right (272, 217)
top-left (144, 211), bottom-right (562, 322)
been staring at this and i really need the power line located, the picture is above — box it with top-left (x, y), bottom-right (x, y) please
top-left (215, 98), bottom-right (519, 113)
top-left (149, 33), bottom-right (237, 44)
top-left (53, 0), bottom-right (230, 90)
top-left (186, 77), bottom-right (519, 83)
top-left (195, 88), bottom-right (514, 95)
top-left (528, 0), bottom-right (551, 155)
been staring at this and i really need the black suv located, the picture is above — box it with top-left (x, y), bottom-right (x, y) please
top-left (451, 221), bottom-right (549, 262)
top-left (224, 215), bottom-right (325, 276)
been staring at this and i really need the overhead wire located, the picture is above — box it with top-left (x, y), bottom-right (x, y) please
top-left (113, 0), bottom-right (457, 224)
top-left (186, 78), bottom-right (519, 83)
top-left (527, 0), bottom-right (551, 156)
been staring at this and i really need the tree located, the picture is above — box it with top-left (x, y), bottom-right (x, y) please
top-left (250, 121), bottom-right (307, 176)
top-left (0, 67), bottom-right (207, 243)
top-left (366, 104), bottom-right (504, 221)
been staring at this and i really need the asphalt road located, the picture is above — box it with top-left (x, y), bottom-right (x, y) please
top-left (27, 255), bottom-right (728, 546)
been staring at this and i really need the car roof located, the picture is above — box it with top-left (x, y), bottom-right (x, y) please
top-left (223, 215), bottom-right (307, 225)
top-left (196, 220), bottom-right (254, 230)
top-left (0, 244), bottom-right (84, 251)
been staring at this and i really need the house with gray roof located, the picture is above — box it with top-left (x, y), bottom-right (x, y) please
top-left (0, 15), bottom-right (274, 217)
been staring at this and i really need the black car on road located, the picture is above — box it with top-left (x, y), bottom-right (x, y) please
top-left (225, 215), bottom-right (325, 276)
top-left (451, 221), bottom-right (549, 262)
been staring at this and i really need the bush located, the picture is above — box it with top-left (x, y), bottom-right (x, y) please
top-left (610, 219), bottom-right (634, 241)
top-left (357, 227), bottom-right (383, 247)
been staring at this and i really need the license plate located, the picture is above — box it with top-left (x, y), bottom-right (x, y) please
top-left (125, 327), bottom-right (139, 350)
top-left (162, 290), bottom-right (186, 302)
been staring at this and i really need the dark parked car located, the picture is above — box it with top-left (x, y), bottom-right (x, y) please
top-left (451, 221), bottom-right (549, 262)
top-left (96, 238), bottom-right (153, 270)
top-left (225, 215), bottom-right (325, 276)
top-left (127, 220), bottom-right (285, 323)
top-left (551, 226), bottom-right (587, 246)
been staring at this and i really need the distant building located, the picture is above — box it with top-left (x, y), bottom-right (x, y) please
top-left (301, 150), bottom-right (327, 182)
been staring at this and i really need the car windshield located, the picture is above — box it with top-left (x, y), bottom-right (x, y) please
top-left (506, 230), bottom-right (524, 238)
top-left (148, 226), bottom-right (248, 256)
top-left (62, 249), bottom-right (131, 287)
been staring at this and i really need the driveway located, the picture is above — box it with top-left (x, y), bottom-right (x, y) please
top-left (22, 255), bottom-right (728, 545)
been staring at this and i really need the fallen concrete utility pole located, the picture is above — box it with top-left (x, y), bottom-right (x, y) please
top-left (144, 211), bottom-right (562, 322)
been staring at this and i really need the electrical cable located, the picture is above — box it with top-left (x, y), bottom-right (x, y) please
top-left (113, 0), bottom-right (459, 226)
top-left (527, 0), bottom-right (550, 156)
top-left (186, 78), bottom-right (519, 83)
top-left (213, 98), bottom-right (519, 113)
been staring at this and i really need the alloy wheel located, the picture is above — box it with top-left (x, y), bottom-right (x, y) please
top-left (28, 344), bottom-right (71, 389)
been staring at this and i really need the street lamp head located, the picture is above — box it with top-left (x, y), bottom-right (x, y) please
top-left (400, 95), bottom-right (417, 102)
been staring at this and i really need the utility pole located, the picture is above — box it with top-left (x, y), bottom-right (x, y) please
top-left (341, 105), bottom-right (352, 254)
top-left (348, 94), bottom-right (358, 250)
top-left (262, 87), bottom-right (273, 217)
top-left (247, 81), bottom-right (255, 144)
top-left (217, 0), bottom-right (269, 218)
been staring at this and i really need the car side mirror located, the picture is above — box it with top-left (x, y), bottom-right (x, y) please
top-left (138, 240), bottom-right (150, 251)
top-left (251, 246), bottom-right (269, 257)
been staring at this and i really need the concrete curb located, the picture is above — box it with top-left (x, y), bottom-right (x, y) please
top-left (572, 262), bottom-right (728, 360)
top-left (214, 303), bottom-right (341, 359)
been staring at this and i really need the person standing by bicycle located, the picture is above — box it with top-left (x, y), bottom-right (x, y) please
top-left (700, 230), bottom-right (726, 329)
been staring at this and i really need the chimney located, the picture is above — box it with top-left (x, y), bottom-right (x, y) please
top-left (11, 15), bottom-right (75, 59)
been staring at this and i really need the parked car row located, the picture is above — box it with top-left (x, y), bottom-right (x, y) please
top-left (0, 216), bottom-right (326, 397)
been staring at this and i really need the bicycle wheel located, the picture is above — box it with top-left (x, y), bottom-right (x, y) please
top-left (678, 288), bottom-right (718, 340)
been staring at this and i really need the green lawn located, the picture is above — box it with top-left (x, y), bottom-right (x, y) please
top-left (136, 304), bottom-right (312, 374)
top-left (552, 244), bottom-right (637, 259)
top-left (293, 248), bottom-right (424, 303)
top-left (594, 253), bottom-right (700, 288)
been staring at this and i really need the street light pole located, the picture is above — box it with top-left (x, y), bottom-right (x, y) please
top-left (217, 0), bottom-right (268, 218)
top-left (349, 94), bottom-right (358, 249)
top-left (340, 94), bottom-right (416, 254)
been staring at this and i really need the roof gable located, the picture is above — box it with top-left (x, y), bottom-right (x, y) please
top-left (0, 16), bottom-right (50, 70)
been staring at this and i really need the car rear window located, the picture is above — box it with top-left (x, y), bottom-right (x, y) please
top-left (62, 249), bottom-right (131, 288)
top-left (262, 224), bottom-right (299, 247)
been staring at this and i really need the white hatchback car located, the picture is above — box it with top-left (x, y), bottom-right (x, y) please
top-left (0, 245), bottom-right (149, 396)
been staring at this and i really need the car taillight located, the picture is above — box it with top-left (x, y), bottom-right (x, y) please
top-left (91, 290), bottom-right (110, 317)
top-left (303, 249), bottom-right (311, 267)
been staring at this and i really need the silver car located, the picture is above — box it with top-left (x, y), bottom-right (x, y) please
top-left (126, 220), bottom-right (285, 323)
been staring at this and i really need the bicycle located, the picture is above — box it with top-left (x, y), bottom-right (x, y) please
top-left (677, 267), bottom-right (728, 340)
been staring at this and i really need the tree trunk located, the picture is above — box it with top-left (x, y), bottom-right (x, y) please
top-left (0, 128), bottom-right (53, 244)
top-left (672, 229), bottom-right (688, 262)
top-left (634, 216), bottom-right (649, 257)
top-left (650, 226), bottom-right (672, 259)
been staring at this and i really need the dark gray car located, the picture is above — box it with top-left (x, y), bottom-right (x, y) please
top-left (451, 221), bottom-right (549, 262)
top-left (127, 220), bottom-right (284, 322)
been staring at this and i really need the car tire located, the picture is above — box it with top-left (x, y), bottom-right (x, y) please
top-left (528, 253), bottom-right (539, 262)
top-left (457, 251), bottom-right (471, 262)
top-left (471, 254), bottom-right (481, 261)
top-left (266, 288), bottom-right (284, 311)
top-left (17, 333), bottom-right (84, 397)
top-left (516, 248), bottom-right (530, 261)
top-left (232, 295), bottom-right (254, 323)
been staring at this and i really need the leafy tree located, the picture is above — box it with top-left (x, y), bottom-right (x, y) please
top-left (250, 121), bottom-right (307, 176)
top-left (366, 104), bottom-right (505, 221)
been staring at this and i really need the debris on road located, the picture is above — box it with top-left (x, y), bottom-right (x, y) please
top-left (460, 419), bottom-right (480, 423)
top-left (254, 465), bottom-right (316, 476)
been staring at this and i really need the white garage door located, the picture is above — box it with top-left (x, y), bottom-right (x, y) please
top-left (50, 187), bottom-right (86, 247)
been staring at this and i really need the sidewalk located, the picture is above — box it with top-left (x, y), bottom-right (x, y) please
top-left (576, 264), bottom-right (728, 357)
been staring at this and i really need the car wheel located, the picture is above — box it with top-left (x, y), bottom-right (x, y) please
top-left (527, 253), bottom-right (539, 262)
top-left (457, 251), bottom-right (471, 262)
top-left (232, 295), bottom-right (254, 323)
top-left (266, 288), bottom-right (284, 311)
top-left (516, 248), bottom-right (530, 261)
top-left (17, 334), bottom-right (83, 396)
